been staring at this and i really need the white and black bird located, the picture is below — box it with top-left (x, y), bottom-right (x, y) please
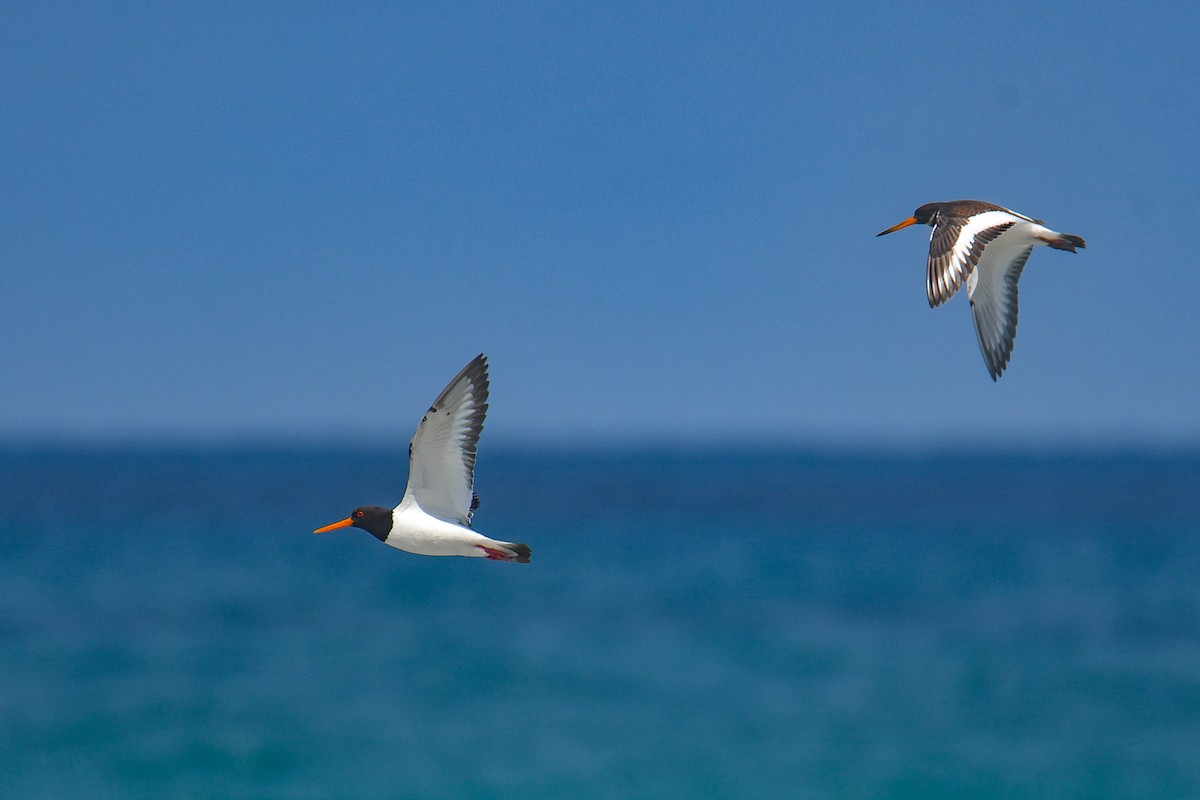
top-left (315, 354), bottom-right (530, 563)
top-left (877, 200), bottom-right (1086, 380)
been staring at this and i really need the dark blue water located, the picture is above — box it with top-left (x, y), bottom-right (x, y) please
top-left (1, 446), bottom-right (1198, 799)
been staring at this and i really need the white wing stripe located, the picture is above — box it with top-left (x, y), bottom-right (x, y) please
top-left (948, 211), bottom-right (1015, 271)
top-left (927, 210), bottom-right (1022, 307)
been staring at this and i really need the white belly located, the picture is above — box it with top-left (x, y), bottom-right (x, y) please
top-left (386, 506), bottom-right (491, 557)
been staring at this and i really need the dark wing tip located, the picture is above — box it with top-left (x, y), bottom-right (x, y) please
top-left (980, 343), bottom-right (1010, 381)
top-left (462, 353), bottom-right (490, 398)
top-left (433, 354), bottom-right (490, 407)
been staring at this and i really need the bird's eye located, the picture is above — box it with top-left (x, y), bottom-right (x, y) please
top-left (355, 510), bottom-right (364, 518)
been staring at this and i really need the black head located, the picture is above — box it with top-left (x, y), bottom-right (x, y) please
top-left (911, 203), bottom-right (942, 225)
top-left (349, 506), bottom-right (393, 541)
top-left (313, 505), bottom-right (393, 542)
top-left (876, 202), bottom-right (944, 236)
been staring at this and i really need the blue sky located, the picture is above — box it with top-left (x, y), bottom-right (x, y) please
top-left (2, 2), bottom-right (1197, 446)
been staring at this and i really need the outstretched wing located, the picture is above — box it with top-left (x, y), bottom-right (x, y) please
top-left (398, 354), bottom-right (489, 525)
top-left (927, 210), bottom-right (1019, 308)
top-left (968, 239), bottom-right (1034, 381)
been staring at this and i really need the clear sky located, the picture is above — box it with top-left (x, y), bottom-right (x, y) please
top-left (2, 2), bottom-right (1197, 447)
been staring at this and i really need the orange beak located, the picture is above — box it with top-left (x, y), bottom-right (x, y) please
top-left (876, 216), bottom-right (918, 237)
top-left (314, 517), bottom-right (354, 534)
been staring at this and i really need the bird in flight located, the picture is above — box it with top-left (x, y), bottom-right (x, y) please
top-left (877, 200), bottom-right (1086, 380)
top-left (315, 354), bottom-right (531, 563)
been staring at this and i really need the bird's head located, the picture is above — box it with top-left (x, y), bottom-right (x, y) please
top-left (314, 506), bottom-right (392, 541)
top-left (876, 202), bottom-right (942, 236)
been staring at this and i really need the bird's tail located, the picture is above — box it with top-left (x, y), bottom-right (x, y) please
top-left (479, 541), bottom-right (532, 563)
top-left (1043, 232), bottom-right (1087, 252)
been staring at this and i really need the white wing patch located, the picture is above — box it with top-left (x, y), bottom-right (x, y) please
top-left (927, 210), bottom-right (1022, 308)
top-left (398, 354), bottom-right (489, 525)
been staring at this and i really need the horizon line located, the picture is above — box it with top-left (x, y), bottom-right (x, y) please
top-left (1, 431), bottom-right (1198, 458)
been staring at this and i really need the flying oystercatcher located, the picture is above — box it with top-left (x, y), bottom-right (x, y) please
top-left (315, 353), bottom-right (531, 562)
top-left (877, 200), bottom-right (1086, 380)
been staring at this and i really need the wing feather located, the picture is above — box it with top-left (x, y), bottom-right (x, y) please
top-left (968, 240), bottom-right (1033, 381)
top-left (927, 210), bottom-right (1019, 307)
top-left (398, 354), bottom-right (489, 524)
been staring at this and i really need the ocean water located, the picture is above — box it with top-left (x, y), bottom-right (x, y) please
top-left (1, 446), bottom-right (1198, 799)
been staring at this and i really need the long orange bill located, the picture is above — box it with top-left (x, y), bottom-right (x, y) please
top-left (314, 517), bottom-right (354, 534)
top-left (876, 216), bottom-right (918, 237)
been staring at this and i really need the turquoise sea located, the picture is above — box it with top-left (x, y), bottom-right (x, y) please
top-left (1, 446), bottom-right (1198, 799)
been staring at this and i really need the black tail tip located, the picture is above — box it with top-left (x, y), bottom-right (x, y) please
top-left (1049, 233), bottom-right (1087, 252)
top-left (509, 543), bottom-right (532, 564)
